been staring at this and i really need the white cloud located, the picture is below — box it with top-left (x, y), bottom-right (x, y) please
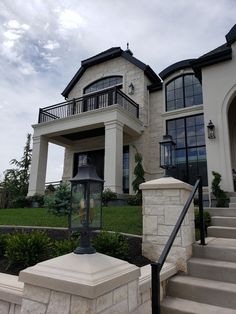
top-left (59, 9), bottom-right (86, 30)
top-left (4, 29), bottom-right (21, 40)
top-left (43, 40), bottom-right (60, 50)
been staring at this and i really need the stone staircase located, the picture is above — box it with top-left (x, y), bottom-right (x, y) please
top-left (161, 205), bottom-right (236, 313)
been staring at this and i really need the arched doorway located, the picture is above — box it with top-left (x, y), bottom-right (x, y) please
top-left (228, 97), bottom-right (236, 190)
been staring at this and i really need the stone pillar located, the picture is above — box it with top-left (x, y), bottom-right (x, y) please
top-left (19, 253), bottom-right (140, 314)
top-left (104, 121), bottom-right (123, 194)
top-left (28, 135), bottom-right (48, 196)
top-left (140, 177), bottom-right (195, 272)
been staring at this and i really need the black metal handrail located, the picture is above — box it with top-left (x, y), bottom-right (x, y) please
top-left (151, 177), bottom-right (206, 314)
top-left (38, 86), bottom-right (140, 123)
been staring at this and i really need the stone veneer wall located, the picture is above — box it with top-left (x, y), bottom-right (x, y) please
top-left (0, 274), bottom-right (23, 314)
top-left (0, 261), bottom-right (176, 313)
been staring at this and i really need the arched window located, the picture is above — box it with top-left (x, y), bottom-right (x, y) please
top-left (166, 74), bottom-right (203, 111)
top-left (84, 76), bottom-right (122, 94)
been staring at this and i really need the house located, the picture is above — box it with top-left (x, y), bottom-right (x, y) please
top-left (28, 24), bottom-right (236, 198)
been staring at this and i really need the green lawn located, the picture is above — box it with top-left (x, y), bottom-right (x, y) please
top-left (0, 206), bottom-right (142, 235)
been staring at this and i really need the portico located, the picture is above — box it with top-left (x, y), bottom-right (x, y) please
top-left (28, 104), bottom-right (142, 196)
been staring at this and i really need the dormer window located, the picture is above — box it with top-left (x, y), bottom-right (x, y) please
top-left (166, 74), bottom-right (202, 111)
top-left (84, 76), bottom-right (122, 94)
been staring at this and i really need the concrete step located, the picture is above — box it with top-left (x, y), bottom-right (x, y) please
top-left (208, 226), bottom-right (236, 238)
top-left (229, 203), bottom-right (236, 208)
top-left (193, 237), bottom-right (236, 262)
top-left (188, 257), bottom-right (236, 284)
top-left (161, 297), bottom-right (236, 314)
top-left (205, 207), bottom-right (236, 217)
top-left (230, 197), bottom-right (236, 203)
top-left (211, 216), bottom-right (236, 227)
top-left (168, 275), bottom-right (236, 309)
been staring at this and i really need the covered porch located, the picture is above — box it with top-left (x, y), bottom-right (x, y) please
top-left (28, 101), bottom-right (142, 196)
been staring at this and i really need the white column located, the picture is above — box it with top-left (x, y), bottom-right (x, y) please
top-left (28, 136), bottom-right (48, 196)
top-left (104, 121), bottom-right (124, 194)
top-left (140, 177), bottom-right (195, 272)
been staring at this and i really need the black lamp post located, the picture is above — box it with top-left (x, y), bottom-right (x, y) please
top-left (70, 155), bottom-right (103, 254)
top-left (207, 120), bottom-right (216, 139)
top-left (159, 135), bottom-right (176, 173)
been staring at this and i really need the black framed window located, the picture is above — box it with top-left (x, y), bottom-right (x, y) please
top-left (166, 74), bottom-right (203, 111)
top-left (166, 114), bottom-right (208, 186)
top-left (84, 76), bottom-right (122, 94)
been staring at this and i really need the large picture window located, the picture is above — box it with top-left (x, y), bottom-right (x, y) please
top-left (166, 114), bottom-right (208, 186)
top-left (166, 74), bottom-right (203, 111)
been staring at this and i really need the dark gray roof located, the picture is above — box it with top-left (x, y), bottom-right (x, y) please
top-left (159, 59), bottom-right (195, 80)
top-left (62, 47), bottom-right (161, 98)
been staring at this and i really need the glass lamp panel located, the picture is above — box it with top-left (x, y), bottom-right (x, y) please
top-left (88, 181), bottom-right (102, 229)
top-left (71, 183), bottom-right (86, 229)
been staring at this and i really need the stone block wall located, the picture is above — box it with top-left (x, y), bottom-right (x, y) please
top-left (20, 280), bottom-right (139, 314)
top-left (141, 177), bottom-right (195, 272)
top-left (0, 274), bottom-right (23, 314)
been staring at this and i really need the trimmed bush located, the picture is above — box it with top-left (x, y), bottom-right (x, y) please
top-left (0, 233), bottom-right (8, 258)
top-left (127, 194), bottom-right (142, 206)
top-left (4, 231), bottom-right (53, 270)
top-left (92, 231), bottom-right (129, 260)
top-left (53, 238), bottom-right (79, 257)
top-left (102, 189), bottom-right (117, 206)
top-left (194, 210), bottom-right (211, 229)
top-left (27, 194), bottom-right (44, 207)
top-left (211, 171), bottom-right (228, 207)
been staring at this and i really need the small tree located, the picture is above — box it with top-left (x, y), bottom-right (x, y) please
top-left (1, 134), bottom-right (32, 207)
top-left (44, 183), bottom-right (71, 225)
top-left (132, 152), bottom-right (145, 195)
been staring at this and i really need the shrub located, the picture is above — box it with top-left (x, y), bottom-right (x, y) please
top-left (132, 152), bottom-right (145, 194)
top-left (53, 238), bottom-right (79, 257)
top-left (127, 194), bottom-right (142, 206)
top-left (194, 210), bottom-right (211, 229)
top-left (92, 231), bottom-right (129, 260)
top-left (0, 233), bottom-right (8, 258)
top-left (44, 183), bottom-right (71, 217)
top-left (211, 171), bottom-right (228, 207)
top-left (4, 231), bottom-right (53, 270)
top-left (10, 196), bottom-right (31, 208)
top-left (27, 194), bottom-right (44, 207)
top-left (102, 188), bottom-right (117, 206)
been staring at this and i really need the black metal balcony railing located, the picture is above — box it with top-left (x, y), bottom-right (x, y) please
top-left (38, 87), bottom-right (139, 123)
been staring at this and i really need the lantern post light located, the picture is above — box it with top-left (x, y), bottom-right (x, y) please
top-left (207, 120), bottom-right (216, 139)
top-left (70, 155), bottom-right (103, 254)
top-left (159, 135), bottom-right (176, 174)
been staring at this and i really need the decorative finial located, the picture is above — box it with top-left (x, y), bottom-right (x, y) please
top-left (127, 42), bottom-right (129, 50)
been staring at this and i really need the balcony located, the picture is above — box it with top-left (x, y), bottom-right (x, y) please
top-left (38, 87), bottom-right (139, 123)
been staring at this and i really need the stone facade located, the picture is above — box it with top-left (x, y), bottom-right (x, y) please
top-left (141, 177), bottom-right (195, 272)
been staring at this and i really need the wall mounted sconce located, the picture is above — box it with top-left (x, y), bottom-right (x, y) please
top-left (207, 120), bottom-right (216, 139)
top-left (128, 83), bottom-right (134, 95)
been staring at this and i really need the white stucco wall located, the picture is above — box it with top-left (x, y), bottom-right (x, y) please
top-left (202, 42), bottom-right (236, 192)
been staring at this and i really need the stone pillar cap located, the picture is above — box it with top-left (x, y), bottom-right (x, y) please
top-left (19, 253), bottom-right (140, 299)
top-left (140, 176), bottom-right (192, 191)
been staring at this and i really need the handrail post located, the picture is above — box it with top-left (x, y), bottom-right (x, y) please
top-left (151, 262), bottom-right (161, 314)
top-left (72, 98), bottom-right (76, 115)
top-left (38, 108), bottom-right (42, 123)
top-left (198, 176), bottom-right (206, 245)
top-left (114, 86), bottom-right (118, 104)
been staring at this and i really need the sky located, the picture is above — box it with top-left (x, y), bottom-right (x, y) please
top-left (0, 0), bottom-right (235, 183)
